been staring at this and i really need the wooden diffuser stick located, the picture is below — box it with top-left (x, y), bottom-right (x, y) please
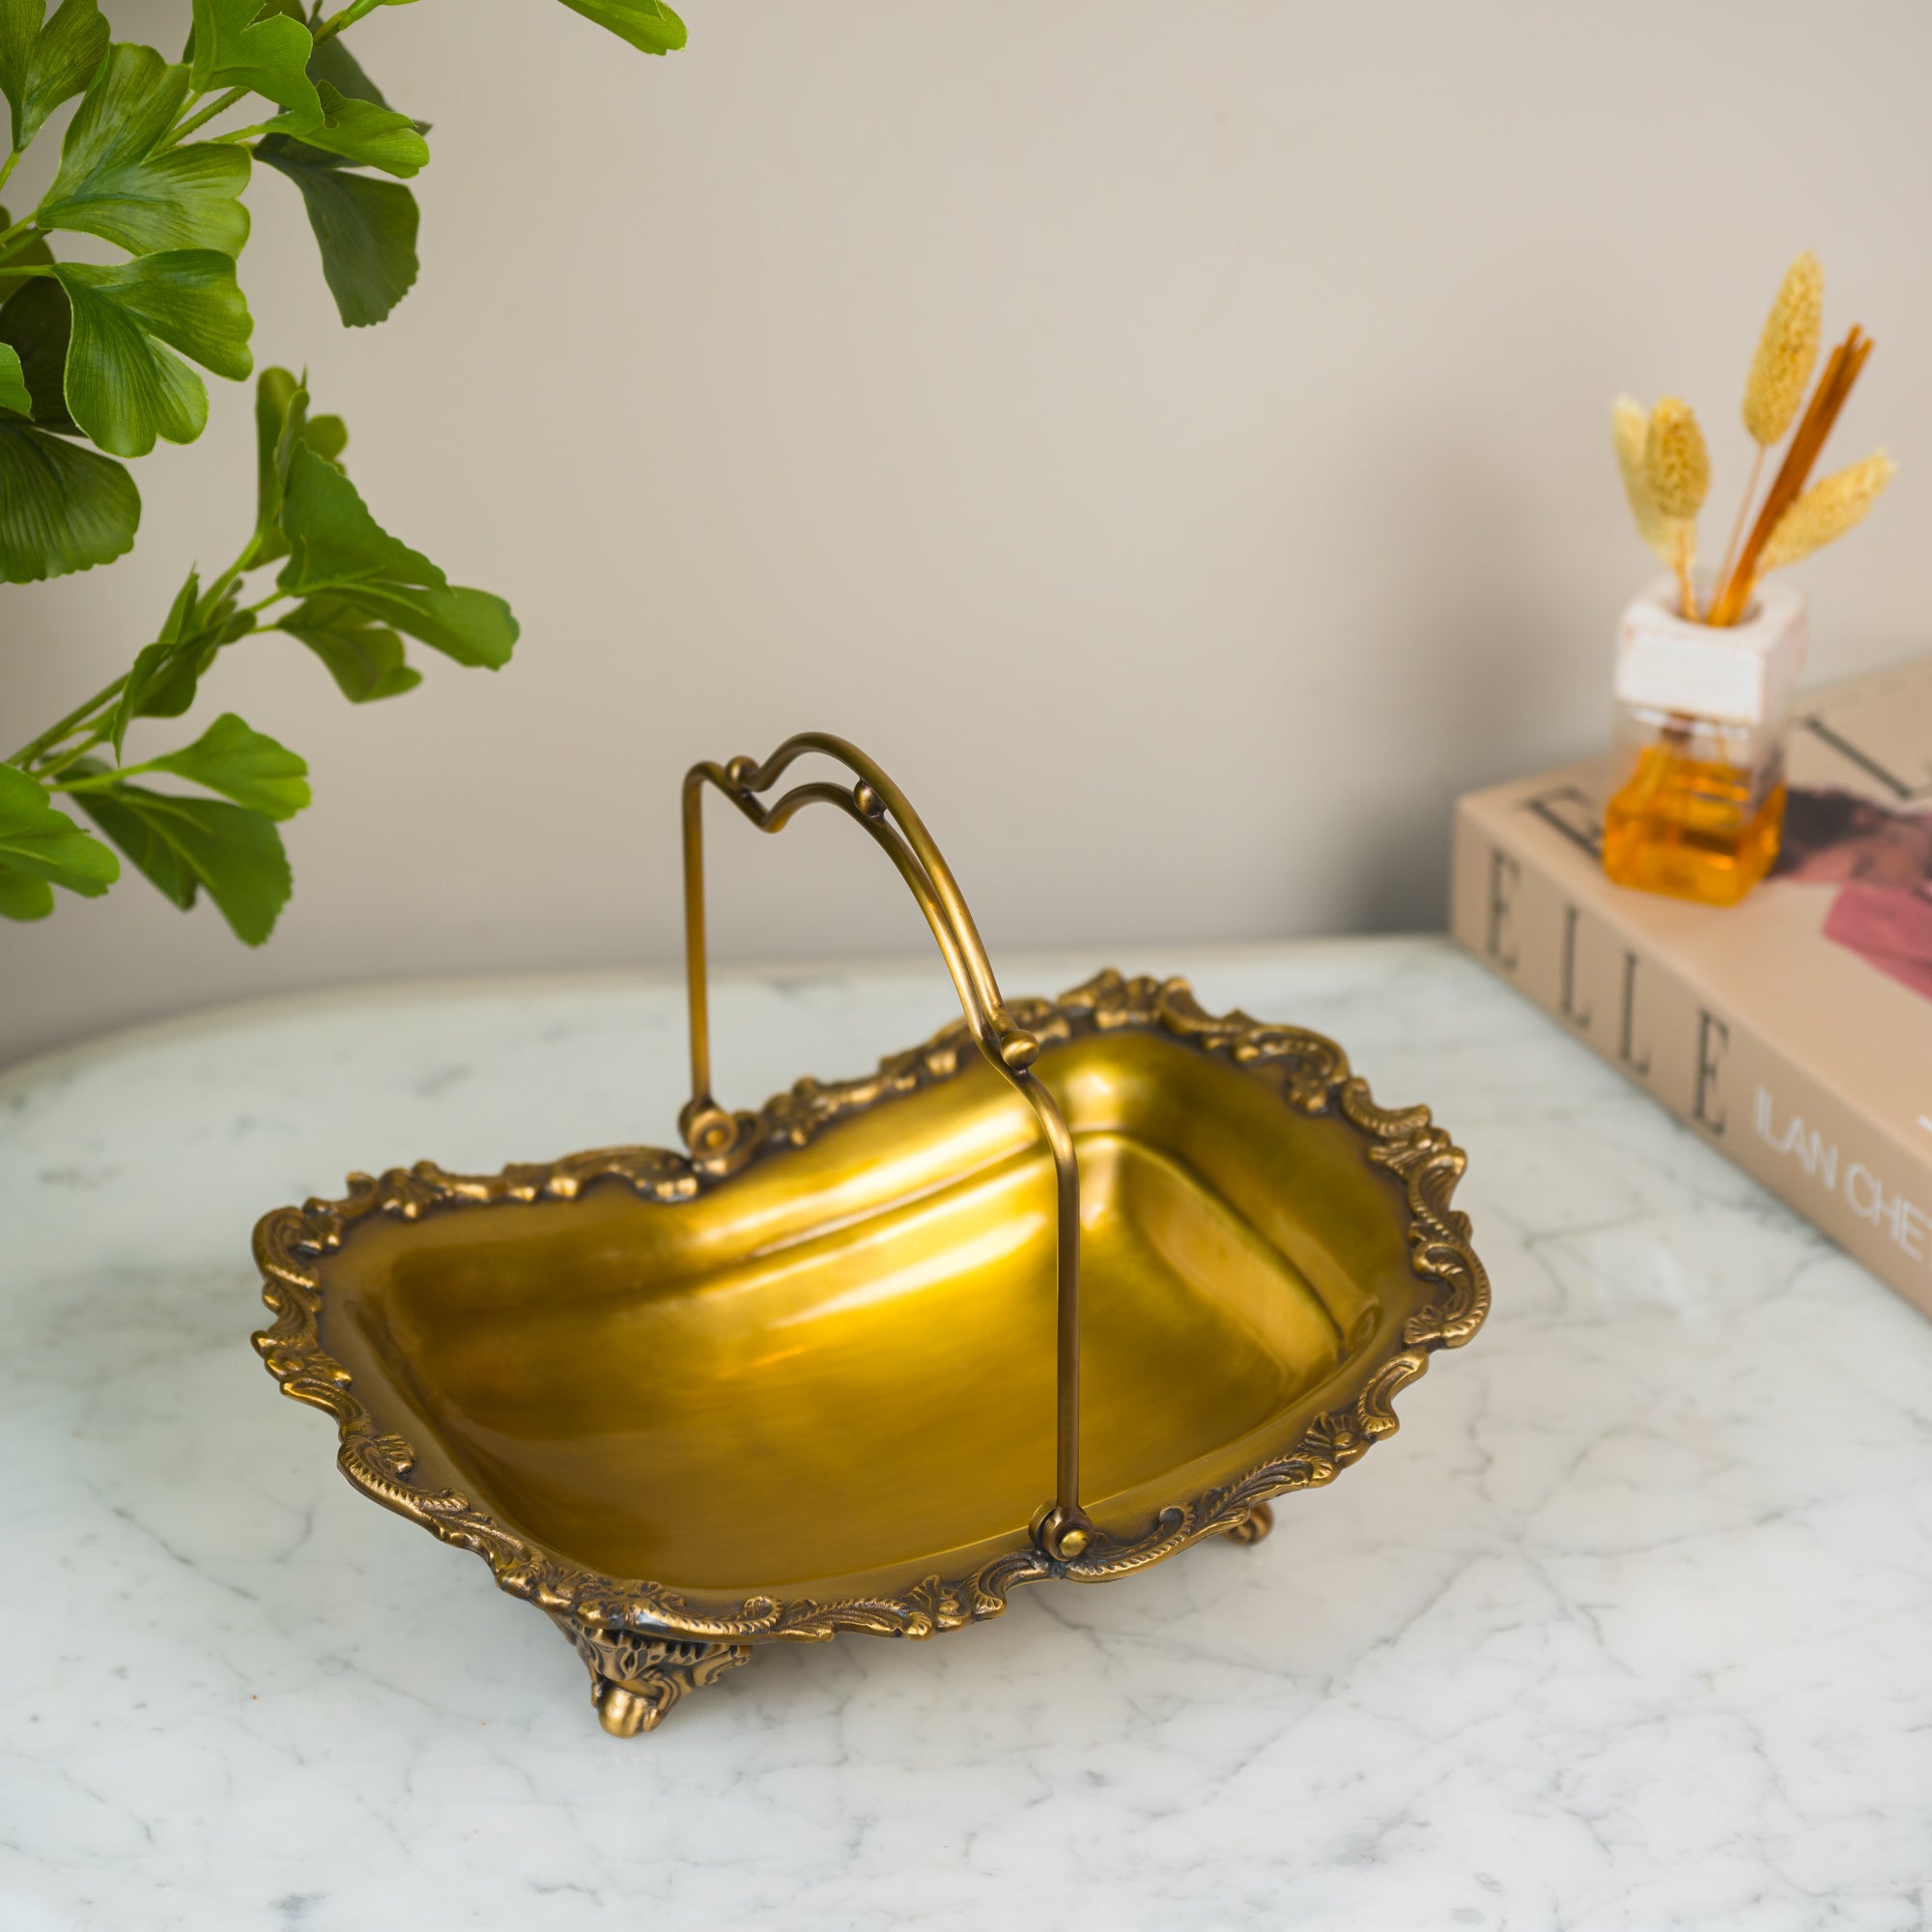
top-left (1708, 327), bottom-right (1872, 626)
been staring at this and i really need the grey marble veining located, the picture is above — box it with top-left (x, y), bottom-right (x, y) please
top-left (3, 938), bottom-right (1928, 1931)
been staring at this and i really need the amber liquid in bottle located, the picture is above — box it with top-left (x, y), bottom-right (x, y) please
top-left (1602, 737), bottom-right (1787, 907)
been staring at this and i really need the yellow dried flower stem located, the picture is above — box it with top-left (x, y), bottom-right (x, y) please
top-left (1759, 451), bottom-right (1896, 572)
top-left (1645, 398), bottom-right (1709, 615)
top-left (1744, 251), bottom-right (1824, 447)
top-left (1713, 448), bottom-right (1766, 616)
top-left (1612, 395), bottom-right (1674, 563)
top-left (1661, 521), bottom-right (1694, 619)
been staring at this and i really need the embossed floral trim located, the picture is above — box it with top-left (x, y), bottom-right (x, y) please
top-left (253, 971), bottom-right (1490, 1646)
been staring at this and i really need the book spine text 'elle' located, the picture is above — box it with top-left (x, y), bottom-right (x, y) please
top-left (1451, 802), bottom-right (1932, 1321)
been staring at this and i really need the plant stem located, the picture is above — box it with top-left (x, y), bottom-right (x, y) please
top-left (1672, 525), bottom-right (1696, 622)
top-left (39, 736), bottom-right (113, 782)
top-left (1709, 445), bottom-right (1764, 622)
top-left (225, 589), bottom-right (293, 631)
top-left (0, 212), bottom-right (35, 252)
top-left (164, 86), bottom-right (247, 149)
top-left (7, 675), bottom-right (127, 767)
top-left (199, 541), bottom-right (274, 630)
top-left (310, 8), bottom-right (357, 51)
top-left (11, 580), bottom-right (295, 781)
top-left (54, 762), bottom-right (153, 792)
top-left (158, 6), bottom-right (361, 155)
top-left (0, 149), bottom-right (19, 197)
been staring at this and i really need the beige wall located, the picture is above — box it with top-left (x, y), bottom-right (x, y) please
top-left (6, 0), bottom-right (1929, 1065)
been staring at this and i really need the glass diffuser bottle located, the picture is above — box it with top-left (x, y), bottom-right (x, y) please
top-left (1602, 576), bottom-right (1806, 906)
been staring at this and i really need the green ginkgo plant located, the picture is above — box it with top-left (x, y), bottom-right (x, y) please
top-left (0, 0), bottom-right (685, 939)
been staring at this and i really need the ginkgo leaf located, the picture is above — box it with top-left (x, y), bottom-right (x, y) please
top-left (109, 566), bottom-right (213, 751)
top-left (253, 134), bottom-right (417, 327)
top-left (324, 582), bottom-right (516, 668)
top-left (159, 565), bottom-right (199, 639)
top-left (187, 0), bottom-right (319, 117)
top-left (0, 864), bottom-right (54, 920)
top-left (39, 43), bottom-right (250, 258)
top-left (54, 251), bottom-right (254, 457)
top-left (108, 605), bottom-right (254, 749)
top-left (115, 630), bottom-right (213, 734)
top-left (263, 80), bottom-right (427, 178)
top-left (0, 417), bottom-right (138, 581)
top-left (306, 412), bottom-right (346, 464)
top-left (276, 445), bottom-right (517, 668)
top-left (250, 362), bottom-right (303, 560)
top-left (0, 274), bottom-right (74, 428)
top-left (76, 777), bottom-right (290, 943)
top-left (0, 0), bottom-right (107, 152)
top-left (247, 364), bottom-right (353, 570)
top-left (277, 440), bottom-right (439, 586)
top-left (0, 340), bottom-right (27, 414)
top-left (0, 761), bottom-right (118, 896)
top-left (74, 773), bottom-right (192, 907)
top-left (553, 0), bottom-right (686, 55)
top-left (278, 591), bottom-right (419, 702)
top-left (138, 712), bottom-right (310, 821)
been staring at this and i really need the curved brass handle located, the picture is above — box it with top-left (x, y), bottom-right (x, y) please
top-left (680, 733), bottom-right (1094, 1561)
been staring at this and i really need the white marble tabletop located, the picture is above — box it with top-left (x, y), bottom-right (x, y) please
top-left (3, 937), bottom-right (1929, 1932)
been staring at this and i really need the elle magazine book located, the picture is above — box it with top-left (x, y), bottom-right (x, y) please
top-left (1451, 651), bottom-right (1932, 1318)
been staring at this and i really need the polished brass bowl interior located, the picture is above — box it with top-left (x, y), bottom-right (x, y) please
top-left (253, 739), bottom-right (1489, 1736)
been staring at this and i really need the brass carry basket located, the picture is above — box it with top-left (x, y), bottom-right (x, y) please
top-left (254, 735), bottom-right (1490, 1735)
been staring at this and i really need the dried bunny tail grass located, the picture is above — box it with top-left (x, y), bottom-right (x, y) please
top-left (1665, 517), bottom-right (1698, 619)
top-left (1759, 450), bottom-right (1896, 572)
top-left (1644, 397), bottom-right (1710, 521)
top-left (1743, 251), bottom-right (1824, 446)
top-left (1612, 395), bottom-right (1675, 561)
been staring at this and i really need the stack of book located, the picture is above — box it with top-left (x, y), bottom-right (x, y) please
top-left (1452, 652), bottom-right (1932, 1318)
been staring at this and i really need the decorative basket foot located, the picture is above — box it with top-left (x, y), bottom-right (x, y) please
top-left (1225, 1501), bottom-right (1274, 1547)
top-left (552, 1615), bottom-right (753, 1735)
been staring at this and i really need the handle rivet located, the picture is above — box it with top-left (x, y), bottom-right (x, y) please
top-left (998, 1029), bottom-right (1039, 1070)
top-left (1058, 1526), bottom-right (1090, 1558)
top-left (853, 781), bottom-right (885, 819)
